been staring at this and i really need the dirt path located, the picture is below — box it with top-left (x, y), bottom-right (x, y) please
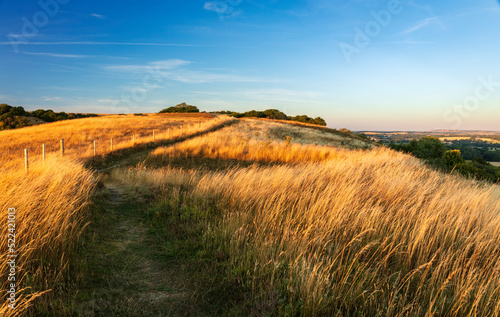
top-left (77, 183), bottom-right (201, 316)
top-left (74, 123), bottom-right (239, 316)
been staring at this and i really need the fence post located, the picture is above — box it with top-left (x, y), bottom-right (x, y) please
top-left (24, 149), bottom-right (29, 173)
top-left (168, 128), bottom-right (170, 138)
top-left (42, 144), bottom-right (46, 166)
top-left (153, 130), bottom-right (155, 141)
top-left (133, 134), bottom-right (135, 144)
top-left (60, 139), bottom-right (65, 157)
top-left (111, 138), bottom-right (113, 152)
top-left (93, 140), bottom-right (97, 156)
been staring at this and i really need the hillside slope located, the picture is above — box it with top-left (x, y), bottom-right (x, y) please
top-left (109, 118), bottom-right (500, 316)
top-left (0, 113), bottom-right (217, 171)
top-left (0, 114), bottom-right (235, 316)
top-left (2, 115), bottom-right (499, 316)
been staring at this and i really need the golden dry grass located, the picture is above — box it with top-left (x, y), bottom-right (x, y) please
top-left (149, 120), bottom-right (376, 166)
top-left (0, 113), bottom-right (234, 316)
top-left (0, 113), bottom-right (216, 171)
top-left (0, 158), bottom-right (96, 316)
top-left (241, 118), bottom-right (375, 148)
top-left (131, 120), bottom-right (500, 315)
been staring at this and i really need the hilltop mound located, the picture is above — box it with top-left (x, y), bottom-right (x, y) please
top-left (240, 117), bottom-right (376, 148)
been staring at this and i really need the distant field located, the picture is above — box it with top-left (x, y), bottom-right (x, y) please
top-left (479, 138), bottom-right (500, 144)
top-left (439, 136), bottom-right (471, 141)
top-left (490, 162), bottom-right (500, 167)
top-left (439, 136), bottom-right (500, 143)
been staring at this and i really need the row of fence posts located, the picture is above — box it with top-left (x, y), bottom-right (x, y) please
top-left (23, 122), bottom-right (203, 173)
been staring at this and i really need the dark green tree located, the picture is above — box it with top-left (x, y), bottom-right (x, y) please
top-left (314, 117), bottom-right (327, 126)
top-left (0, 104), bottom-right (12, 115)
top-left (441, 150), bottom-right (465, 168)
top-left (413, 137), bottom-right (446, 160)
top-left (159, 102), bottom-right (199, 113)
top-left (242, 110), bottom-right (265, 118)
top-left (263, 109), bottom-right (287, 120)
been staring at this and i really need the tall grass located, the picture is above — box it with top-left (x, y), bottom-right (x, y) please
top-left (0, 114), bottom-right (233, 315)
top-left (240, 118), bottom-right (375, 148)
top-left (0, 158), bottom-right (96, 316)
top-left (149, 120), bottom-right (379, 167)
top-left (0, 113), bottom-right (218, 171)
top-left (133, 120), bottom-right (500, 315)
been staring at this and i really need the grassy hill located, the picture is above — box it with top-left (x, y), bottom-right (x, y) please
top-left (129, 119), bottom-right (500, 315)
top-left (1, 115), bottom-right (499, 316)
top-left (0, 113), bottom-right (217, 171)
top-left (0, 113), bottom-right (234, 315)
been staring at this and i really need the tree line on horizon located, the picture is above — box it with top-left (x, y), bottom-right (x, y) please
top-left (0, 104), bottom-right (97, 131)
top-left (158, 103), bottom-right (327, 126)
top-left (216, 109), bottom-right (327, 126)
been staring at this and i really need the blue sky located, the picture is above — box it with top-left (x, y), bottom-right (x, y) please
top-left (0, 0), bottom-right (499, 130)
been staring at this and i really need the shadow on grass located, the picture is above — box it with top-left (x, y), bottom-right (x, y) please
top-left (85, 119), bottom-right (238, 172)
top-left (144, 155), bottom-right (281, 172)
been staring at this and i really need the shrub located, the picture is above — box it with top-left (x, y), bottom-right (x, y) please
top-left (225, 109), bottom-right (327, 126)
top-left (442, 149), bottom-right (465, 168)
top-left (263, 109), bottom-right (288, 120)
top-left (159, 102), bottom-right (199, 113)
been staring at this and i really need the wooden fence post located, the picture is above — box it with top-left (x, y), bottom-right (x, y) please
top-left (153, 130), bottom-right (155, 141)
top-left (42, 144), bottom-right (46, 166)
top-left (168, 128), bottom-right (170, 138)
top-left (60, 139), bottom-right (65, 157)
top-left (24, 149), bottom-right (29, 173)
top-left (111, 138), bottom-right (113, 151)
top-left (133, 134), bottom-right (135, 144)
top-left (93, 140), bottom-right (97, 156)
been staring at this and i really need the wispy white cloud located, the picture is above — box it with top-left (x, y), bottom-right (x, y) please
top-left (0, 41), bottom-right (201, 46)
top-left (7, 34), bottom-right (25, 39)
top-left (43, 96), bottom-right (61, 101)
top-left (21, 52), bottom-right (90, 58)
top-left (106, 59), bottom-right (191, 73)
top-left (165, 71), bottom-right (260, 84)
top-left (406, 0), bottom-right (435, 17)
top-left (204, 1), bottom-right (242, 18)
top-left (452, 7), bottom-right (500, 18)
top-left (106, 59), bottom-right (272, 84)
top-left (91, 13), bottom-right (106, 19)
top-left (96, 99), bottom-right (117, 104)
top-left (204, 2), bottom-right (227, 14)
top-left (381, 40), bottom-right (434, 45)
top-left (128, 83), bottom-right (163, 89)
top-left (38, 86), bottom-right (86, 91)
top-left (194, 88), bottom-right (324, 103)
top-left (401, 17), bottom-right (440, 35)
